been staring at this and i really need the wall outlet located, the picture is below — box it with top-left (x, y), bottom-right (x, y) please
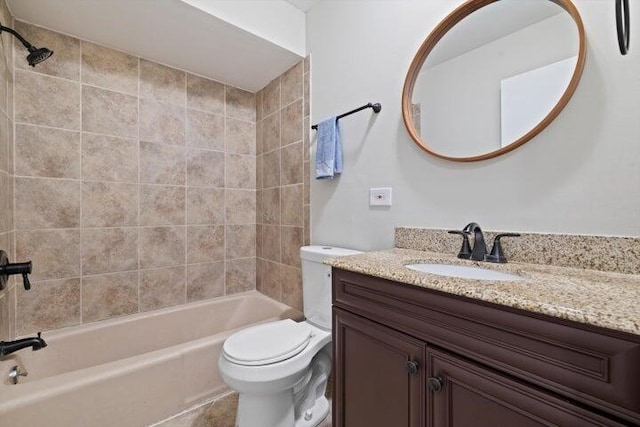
top-left (369, 188), bottom-right (392, 206)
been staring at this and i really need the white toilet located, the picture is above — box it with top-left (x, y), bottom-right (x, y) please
top-left (218, 245), bottom-right (361, 427)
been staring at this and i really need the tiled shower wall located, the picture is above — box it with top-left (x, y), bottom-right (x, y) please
top-left (0, 0), bottom-right (15, 341)
top-left (10, 21), bottom-right (258, 336)
top-left (255, 58), bottom-right (311, 311)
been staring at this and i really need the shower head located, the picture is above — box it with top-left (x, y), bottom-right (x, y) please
top-left (0, 23), bottom-right (53, 67)
top-left (27, 46), bottom-right (53, 67)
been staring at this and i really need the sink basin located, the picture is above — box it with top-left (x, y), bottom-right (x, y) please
top-left (405, 263), bottom-right (524, 281)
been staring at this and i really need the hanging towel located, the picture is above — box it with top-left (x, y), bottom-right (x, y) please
top-left (315, 117), bottom-right (342, 179)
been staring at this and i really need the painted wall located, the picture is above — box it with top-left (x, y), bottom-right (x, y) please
top-left (307, 0), bottom-right (640, 251)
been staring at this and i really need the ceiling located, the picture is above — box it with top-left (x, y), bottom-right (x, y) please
top-left (6, 0), bottom-right (307, 92)
top-left (284, 0), bottom-right (322, 12)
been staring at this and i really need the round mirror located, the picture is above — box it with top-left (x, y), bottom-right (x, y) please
top-left (402, 0), bottom-right (586, 162)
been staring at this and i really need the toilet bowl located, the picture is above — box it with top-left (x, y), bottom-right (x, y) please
top-left (218, 246), bottom-right (361, 427)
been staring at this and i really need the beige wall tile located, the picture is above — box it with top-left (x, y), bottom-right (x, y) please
top-left (0, 56), bottom-right (8, 117)
top-left (304, 72), bottom-right (310, 117)
top-left (186, 74), bottom-right (224, 114)
top-left (262, 225), bottom-right (281, 262)
top-left (256, 153), bottom-right (263, 190)
top-left (140, 98), bottom-right (185, 145)
top-left (187, 225), bottom-right (224, 263)
top-left (140, 141), bottom-right (186, 185)
top-left (140, 266), bottom-right (186, 310)
top-left (82, 181), bottom-right (137, 227)
top-left (82, 271), bottom-right (138, 322)
top-left (256, 89), bottom-right (264, 122)
top-left (226, 118), bottom-right (255, 155)
top-left (281, 184), bottom-right (303, 226)
top-left (82, 133), bottom-right (138, 182)
top-left (256, 189), bottom-right (264, 224)
top-left (281, 226), bottom-right (303, 268)
top-left (226, 86), bottom-right (255, 122)
top-left (304, 55), bottom-right (310, 74)
top-left (304, 161), bottom-right (310, 204)
top-left (16, 229), bottom-right (80, 281)
top-left (281, 61), bottom-right (303, 107)
top-left (139, 226), bottom-right (185, 269)
top-left (81, 228), bottom-right (138, 275)
top-left (226, 224), bottom-right (255, 259)
top-left (0, 115), bottom-right (8, 173)
top-left (304, 206), bottom-right (310, 246)
top-left (256, 120), bottom-right (264, 155)
top-left (281, 265), bottom-right (302, 311)
top-left (263, 112), bottom-right (280, 153)
top-left (304, 117), bottom-right (310, 159)
top-left (15, 124), bottom-right (81, 179)
top-left (226, 154), bottom-right (255, 189)
top-left (186, 187), bottom-right (224, 225)
top-left (0, 293), bottom-right (8, 341)
top-left (17, 278), bottom-right (81, 335)
top-left (81, 41), bottom-right (138, 95)
top-left (263, 187), bottom-right (280, 225)
top-left (82, 85), bottom-right (137, 137)
top-left (187, 148), bottom-right (224, 188)
top-left (281, 100), bottom-right (303, 146)
top-left (256, 224), bottom-right (263, 258)
top-left (186, 109), bottom-right (224, 150)
top-left (263, 149), bottom-right (280, 189)
top-left (140, 59), bottom-right (185, 105)
top-left (0, 173), bottom-right (9, 232)
top-left (225, 189), bottom-right (255, 225)
top-left (14, 21), bottom-right (80, 80)
top-left (281, 142), bottom-right (302, 185)
top-left (16, 70), bottom-right (80, 130)
top-left (259, 260), bottom-right (281, 301)
top-left (226, 258), bottom-right (255, 294)
top-left (186, 261), bottom-right (224, 302)
top-left (140, 184), bottom-right (185, 226)
top-left (15, 177), bottom-right (80, 229)
top-left (263, 78), bottom-right (280, 117)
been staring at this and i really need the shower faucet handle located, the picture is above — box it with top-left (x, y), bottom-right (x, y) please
top-left (0, 250), bottom-right (33, 290)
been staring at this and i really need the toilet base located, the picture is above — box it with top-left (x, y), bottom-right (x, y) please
top-left (235, 392), bottom-right (329, 427)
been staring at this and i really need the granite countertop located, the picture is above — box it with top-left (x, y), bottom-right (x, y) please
top-left (325, 248), bottom-right (640, 336)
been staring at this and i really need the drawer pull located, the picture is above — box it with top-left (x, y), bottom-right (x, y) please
top-left (427, 377), bottom-right (444, 393)
top-left (406, 360), bottom-right (420, 375)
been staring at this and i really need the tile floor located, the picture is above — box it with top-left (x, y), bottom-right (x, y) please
top-left (154, 391), bottom-right (332, 427)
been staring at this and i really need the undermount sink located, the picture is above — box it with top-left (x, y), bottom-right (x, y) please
top-left (405, 263), bottom-right (525, 281)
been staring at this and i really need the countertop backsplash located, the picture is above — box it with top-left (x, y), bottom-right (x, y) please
top-left (395, 227), bottom-right (640, 275)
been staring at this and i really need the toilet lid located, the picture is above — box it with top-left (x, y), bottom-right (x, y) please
top-left (223, 319), bottom-right (314, 366)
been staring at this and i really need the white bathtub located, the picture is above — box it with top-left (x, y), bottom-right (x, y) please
top-left (0, 291), bottom-right (301, 426)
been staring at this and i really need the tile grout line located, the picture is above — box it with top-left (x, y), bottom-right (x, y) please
top-left (137, 55), bottom-right (142, 313)
top-left (78, 40), bottom-right (83, 325)
top-left (183, 70), bottom-right (188, 305)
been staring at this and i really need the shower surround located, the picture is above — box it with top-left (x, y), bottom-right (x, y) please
top-left (0, 11), bottom-right (310, 338)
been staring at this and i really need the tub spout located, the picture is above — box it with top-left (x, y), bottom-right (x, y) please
top-left (0, 332), bottom-right (47, 358)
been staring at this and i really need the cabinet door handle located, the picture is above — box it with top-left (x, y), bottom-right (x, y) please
top-left (427, 377), bottom-right (444, 393)
top-left (406, 360), bottom-right (420, 375)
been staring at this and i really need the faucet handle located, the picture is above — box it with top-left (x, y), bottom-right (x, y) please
top-left (485, 233), bottom-right (521, 263)
top-left (448, 230), bottom-right (472, 259)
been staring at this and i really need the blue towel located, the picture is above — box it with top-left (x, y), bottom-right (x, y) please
top-left (315, 117), bottom-right (342, 179)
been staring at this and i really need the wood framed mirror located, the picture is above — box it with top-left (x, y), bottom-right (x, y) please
top-left (402, 0), bottom-right (587, 162)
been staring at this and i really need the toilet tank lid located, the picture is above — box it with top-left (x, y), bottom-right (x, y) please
top-left (300, 246), bottom-right (362, 263)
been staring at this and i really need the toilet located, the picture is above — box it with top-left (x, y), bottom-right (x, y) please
top-left (218, 245), bottom-right (361, 427)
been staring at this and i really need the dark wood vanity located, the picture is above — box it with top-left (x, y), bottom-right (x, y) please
top-left (332, 268), bottom-right (640, 426)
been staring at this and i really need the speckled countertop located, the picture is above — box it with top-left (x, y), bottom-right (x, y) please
top-left (325, 248), bottom-right (640, 336)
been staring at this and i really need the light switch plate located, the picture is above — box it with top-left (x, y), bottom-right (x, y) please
top-left (370, 188), bottom-right (392, 206)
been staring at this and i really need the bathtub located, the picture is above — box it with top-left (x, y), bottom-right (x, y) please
top-left (0, 291), bottom-right (301, 427)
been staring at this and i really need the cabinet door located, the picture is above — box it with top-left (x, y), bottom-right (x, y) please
top-left (333, 307), bottom-right (425, 427)
top-left (428, 349), bottom-right (626, 427)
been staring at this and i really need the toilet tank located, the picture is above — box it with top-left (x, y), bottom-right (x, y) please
top-left (300, 246), bottom-right (362, 330)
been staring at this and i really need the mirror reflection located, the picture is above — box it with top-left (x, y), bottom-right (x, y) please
top-left (409, 0), bottom-right (582, 159)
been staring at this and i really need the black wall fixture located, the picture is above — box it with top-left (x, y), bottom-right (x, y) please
top-left (616, 0), bottom-right (630, 55)
top-left (0, 22), bottom-right (53, 66)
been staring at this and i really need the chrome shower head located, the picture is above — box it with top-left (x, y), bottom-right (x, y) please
top-left (27, 46), bottom-right (53, 67)
top-left (0, 23), bottom-right (54, 67)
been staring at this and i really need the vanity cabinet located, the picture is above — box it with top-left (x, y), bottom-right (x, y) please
top-left (332, 269), bottom-right (640, 427)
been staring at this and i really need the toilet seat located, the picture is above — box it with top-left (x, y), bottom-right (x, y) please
top-left (223, 319), bottom-right (314, 366)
